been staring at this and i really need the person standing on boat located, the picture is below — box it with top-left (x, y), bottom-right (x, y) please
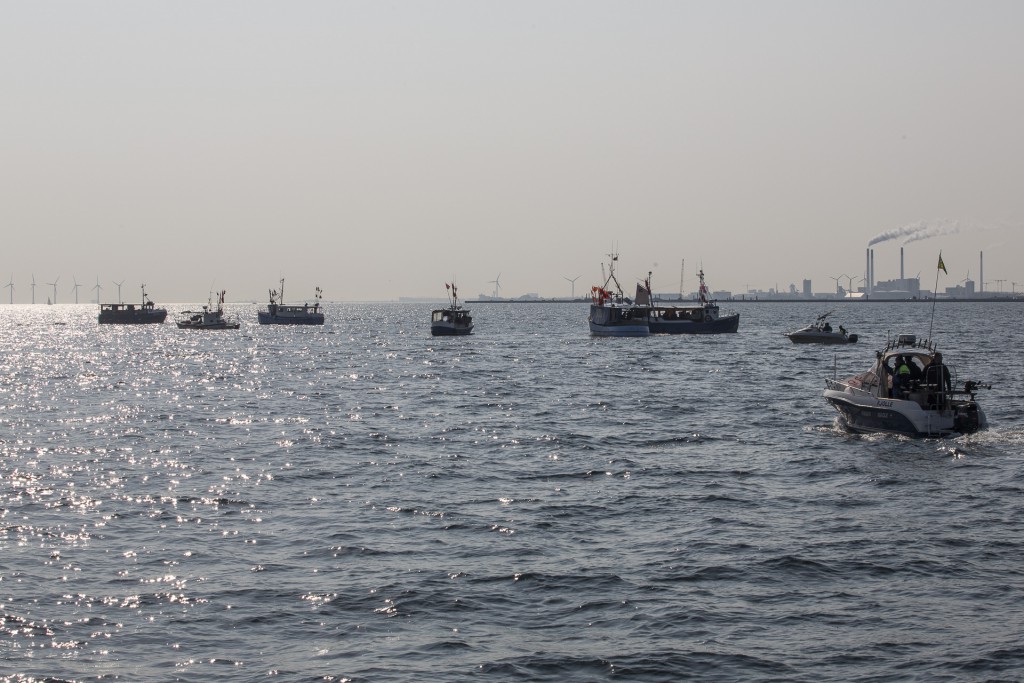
top-left (925, 352), bottom-right (952, 406)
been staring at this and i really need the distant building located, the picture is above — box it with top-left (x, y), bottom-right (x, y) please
top-left (944, 279), bottom-right (975, 298)
top-left (802, 280), bottom-right (812, 298)
top-left (870, 277), bottom-right (922, 300)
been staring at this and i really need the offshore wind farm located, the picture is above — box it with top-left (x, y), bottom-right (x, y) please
top-left (2, 235), bottom-right (1021, 306)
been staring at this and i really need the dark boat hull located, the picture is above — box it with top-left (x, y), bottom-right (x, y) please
top-left (176, 321), bottom-right (239, 330)
top-left (648, 313), bottom-right (739, 334)
top-left (98, 311), bottom-right (167, 324)
top-left (257, 312), bottom-right (324, 325)
top-left (431, 324), bottom-right (474, 336)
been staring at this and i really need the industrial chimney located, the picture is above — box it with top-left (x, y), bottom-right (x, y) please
top-left (980, 251), bottom-right (984, 293)
top-left (900, 247), bottom-right (905, 281)
top-left (866, 249), bottom-right (870, 296)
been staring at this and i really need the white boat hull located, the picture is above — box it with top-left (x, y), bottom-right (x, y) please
top-left (823, 380), bottom-right (986, 437)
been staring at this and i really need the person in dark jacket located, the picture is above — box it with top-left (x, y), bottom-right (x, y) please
top-left (924, 352), bottom-right (952, 406)
top-left (925, 352), bottom-right (952, 392)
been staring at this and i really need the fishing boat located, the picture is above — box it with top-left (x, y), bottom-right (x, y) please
top-left (823, 333), bottom-right (987, 436)
top-left (588, 252), bottom-right (649, 337)
top-left (97, 284), bottom-right (168, 324)
top-left (431, 282), bottom-right (474, 336)
top-left (257, 279), bottom-right (324, 325)
top-left (636, 269), bottom-right (739, 334)
top-left (176, 290), bottom-right (240, 330)
top-left (786, 312), bottom-right (857, 344)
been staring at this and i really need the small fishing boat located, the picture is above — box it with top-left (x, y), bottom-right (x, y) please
top-left (823, 333), bottom-right (987, 436)
top-left (786, 312), bottom-right (856, 344)
top-left (431, 282), bottom-right (474, 336)
top-left (176, 290), bottom-right (240, 330)
top-left (588, 252), bottom-right (649, 337)
top-left (636, 270), bottom-right (739, 334)
top-left (257, 279), bottom-right (324, 325)
top-left (98, 284), bottom-right (168, 324)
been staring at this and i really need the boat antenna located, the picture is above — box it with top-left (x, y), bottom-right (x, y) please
top-left (604, 249), bottom-right (623, 295)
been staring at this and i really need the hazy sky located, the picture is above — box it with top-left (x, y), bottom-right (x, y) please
top-left (3, 1), bottom-right (1022, 302)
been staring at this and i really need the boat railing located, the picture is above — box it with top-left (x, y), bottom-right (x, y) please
top-left (885, 333), bottom-right (936, 354)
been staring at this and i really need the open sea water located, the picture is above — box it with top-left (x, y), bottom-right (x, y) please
top-left (2, 301), bottom-right (1023, 682)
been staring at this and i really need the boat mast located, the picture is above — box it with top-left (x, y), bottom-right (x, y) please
top-left (604, 250), bottom-right (623, 296)
top-left (679, 259), bottom-right (684, 300)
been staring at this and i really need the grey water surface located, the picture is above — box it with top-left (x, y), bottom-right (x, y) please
top-left (2, 301), bottom-right (1022, 682)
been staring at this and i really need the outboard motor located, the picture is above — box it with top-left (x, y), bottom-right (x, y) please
top-left (953, 403), bottom-right (983, 434)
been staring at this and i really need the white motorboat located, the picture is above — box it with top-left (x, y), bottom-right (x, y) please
top-left (823, 333), bottom-right (986, 437)
top-left (787, 312), bottom-right (857, 344)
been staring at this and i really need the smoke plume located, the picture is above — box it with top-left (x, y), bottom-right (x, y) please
top-left (867, 222), bottom-right (927, 246)
top-left (902, 219), bottom-right (962, 244)
top-left (868, 219), bottom-right (969, 247)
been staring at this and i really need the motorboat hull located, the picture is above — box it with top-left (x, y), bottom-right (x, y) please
top-left (788, 330), bottom-right (857, 344)
top-left (823, 382), bottom-right (986, 437)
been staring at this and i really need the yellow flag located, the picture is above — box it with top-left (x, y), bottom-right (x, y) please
top-left (937, 253), bottom-right (947, 274)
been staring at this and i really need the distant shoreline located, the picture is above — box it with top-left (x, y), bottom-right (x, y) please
top-left (466, 297), bottom-right (1024, 304)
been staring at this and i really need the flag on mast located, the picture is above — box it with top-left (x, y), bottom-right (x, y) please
top-left (937, 253), bottom-right (947, 274)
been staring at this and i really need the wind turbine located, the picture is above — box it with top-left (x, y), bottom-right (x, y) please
top-left (5, 275), bottom-right (13, 304)
top-left (489, 273), bottom-right (502, 299)
top-left (831, 274), bottom-right (849, 296)
top-left (71, 276), bottom-right (81, 304)
top-left (563, 275), bottom-right (581, 299)
top-left (113, 279), bottom-right (125, 304)
top-left (92, 276), bottom-right (103, 304)
top-left (31, 274), bottom-right (36, 304)
top-left (47, 275), bottom-right (60, 304)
